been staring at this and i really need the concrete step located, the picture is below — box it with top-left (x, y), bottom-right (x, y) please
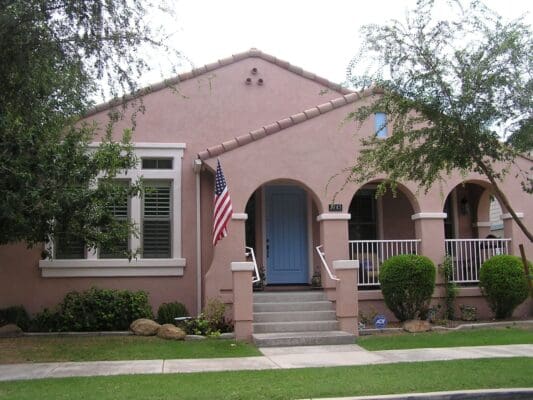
top-left (253, 310), bottom-right (337, 323)
top-left (253, 301), bottom-right (333, 313)
top-left (253, 291), bottom-right (327, 303)
top-left (253, 331), bottom-right (356, 347)
top-left (253, 320), bottom-right (338, 334)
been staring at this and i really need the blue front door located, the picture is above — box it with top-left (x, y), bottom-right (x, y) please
top-left (265, 185), bottom-right (308, 284)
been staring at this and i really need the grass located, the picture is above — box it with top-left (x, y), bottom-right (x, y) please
top-left (357, 326), bottom-right (533, 351)
top-left (1, 358), bottom-right (532, 399)
top-left (0, 336), bottom-right (260, 364)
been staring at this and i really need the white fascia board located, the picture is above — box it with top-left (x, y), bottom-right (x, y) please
top-left (316, 213), bottom-right (351, 222)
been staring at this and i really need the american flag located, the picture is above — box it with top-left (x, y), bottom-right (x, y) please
top-left (213, 159), bottom-right (233, 245)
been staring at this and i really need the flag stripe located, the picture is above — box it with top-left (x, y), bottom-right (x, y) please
top-left (213, 159), bottom-right (233, 246)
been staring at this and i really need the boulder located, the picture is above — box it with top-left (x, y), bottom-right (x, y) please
top-left (403, 320), bottom-right (432, 333)
top-left (0, 324), bottom-right (23, 337)
top-left (130, 319), bottom-right (161, 336)
top-left (157, 324), bottom-right (186, 340)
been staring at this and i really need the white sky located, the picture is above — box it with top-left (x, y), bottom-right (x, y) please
top-left (142, 0), bottom-right (532, 86)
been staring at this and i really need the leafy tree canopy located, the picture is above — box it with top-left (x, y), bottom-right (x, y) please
top-left (345, 0), bottom-right (532, 241)
top-left (0, 1), bottom-right (180, 255)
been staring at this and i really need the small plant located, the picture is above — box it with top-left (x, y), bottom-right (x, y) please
top-left (0, 305), bottom-right (31, 331)
top-left (183, 298), bottom-right (232, 336)
top-left (379, 254), bottom-right (436, 321)
top-left (157, 302), bottom-right (189, 325)
top-left (311, 268), bottom-right (321, 287)
top-left (459, 304), bottom-right (477, 321)
top-left (359, 306), bottom-right (378, 328)
top-left (440, 256), bottom-right (458, 320)
top-left (479, 255), bottom-right (529, 319)
top-left (30, 308), bottom-right (63, 332)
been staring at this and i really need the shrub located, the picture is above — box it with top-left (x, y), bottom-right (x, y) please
top-left (157, 302), bottom-right (189, 324)
top-left (182, 298), bottom-right (232, 336)
top-left (479, 255), bottom-right (529, 319)
top-left (29, 287), bottom-right (153, 332)
top-left (0, 305), bottom-right (31, 331)
top-left (29, 308), bottom-right (63, 332)
top-left (440, 256), bottom-right (458, 320)
top-left (379, 254), bottom-right (436, 321)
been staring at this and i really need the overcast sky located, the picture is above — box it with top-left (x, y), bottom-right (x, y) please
top-left (142, 0), bottom-right (532, 86)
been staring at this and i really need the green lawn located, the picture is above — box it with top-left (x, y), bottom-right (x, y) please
top-left (358, 326), bottom-right (533, 351)
top-left (0, 336), bottom-right (260, 363)
top-left (1, 358), bottom-right (532, 400)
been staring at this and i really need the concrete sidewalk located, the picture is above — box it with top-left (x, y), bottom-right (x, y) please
top-left (0, 344), bottom-right (532, 382)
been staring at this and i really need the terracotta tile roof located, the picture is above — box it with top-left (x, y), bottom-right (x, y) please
top-left (197, 87), bottom-right (384, 161)
top-left (84, 48), bottom-right (352, 117)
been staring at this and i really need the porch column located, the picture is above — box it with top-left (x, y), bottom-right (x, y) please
top-left (204, 214), bottom-right (247, 304)
top-left (333, 260), bottom-right (359, 335)
top-left (503, 212), bottom-right (527, 256)
top-left (231, 261), bottom-right (254, 341)
top-left (474, 222), bottom-right (492, 238)
top-left (317, 213), bottom-right (351, 294)
top-left (412, 212), bottom-right (446, 283)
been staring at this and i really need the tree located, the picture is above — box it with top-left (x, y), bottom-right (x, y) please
top-left (0, 1), bottom-right (180, 255)
top-left (345, 0), bottom-right (532, 241)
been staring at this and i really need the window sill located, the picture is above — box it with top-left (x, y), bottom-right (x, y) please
top-left (39, 258), bottom-right (186, 277)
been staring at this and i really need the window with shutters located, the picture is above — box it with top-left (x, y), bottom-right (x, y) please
top-left (142, 181), bottom-right (172, 258)
top-left (40, 143), bottom-right (186, 277)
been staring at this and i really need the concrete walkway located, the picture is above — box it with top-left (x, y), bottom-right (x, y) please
top-left (0, 344), bottom-right (532, 382)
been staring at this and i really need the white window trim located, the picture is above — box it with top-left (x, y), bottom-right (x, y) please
top-left (39, 142), bottom-right (187, 277)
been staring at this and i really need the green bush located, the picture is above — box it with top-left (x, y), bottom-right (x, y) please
top-left (29, 287), bottom-right (153, 332)
top-left (379, 254), bottom-right (436, 321)
top-left (0, 305), bottom-right (31, 331)
top-left (479, 255), bottom-right (529, 319)
top-left (157, 302), bottom-right (189, 324)
top-left (29, 308), bottom-right (63, 332)
top-left (182, 298), bottom-right (232, 336)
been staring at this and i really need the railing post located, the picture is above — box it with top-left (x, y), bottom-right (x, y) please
top-left (333, 260), bottom-right (359, 335)
top-left (231, 261), bottom-right (254, 342)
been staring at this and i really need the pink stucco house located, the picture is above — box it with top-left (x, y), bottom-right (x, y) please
top-left (1, 49), bottom-right (531, 343)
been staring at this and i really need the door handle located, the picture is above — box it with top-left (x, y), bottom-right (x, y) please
top-left (266, 239), bottom-right (270, 258)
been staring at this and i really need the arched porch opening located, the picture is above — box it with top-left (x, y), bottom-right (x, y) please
top-left (348, 182), bottom-right (419, 289)
top-left (443, 181), bottom-right (510, 284)
top-left (244, 179), bottom-right (321, 287)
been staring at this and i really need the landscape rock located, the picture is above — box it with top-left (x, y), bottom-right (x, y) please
top-left (157, 324), bottom-right (186, 340)
top-left (219, 332), bottom-right (235, 339)
top-left (403, 320), bottom-right (432, 333)
top-left (130, 319), bottom-right (161, 336)
top-left (0, 324), bottom-right (23, 337)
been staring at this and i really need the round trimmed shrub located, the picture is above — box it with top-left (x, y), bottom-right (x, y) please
top-left (479, 255), bottom-right (529, 319)
top-left (157, 302), bottom-right (189, 325)
top-left (379, 254), bottom-right (436, 321)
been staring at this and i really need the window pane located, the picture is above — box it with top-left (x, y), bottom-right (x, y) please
top-left (375, 112), bottom-right (388, 138)
top-left (143, 181), bottom-right (172, 258)
top-left (100, 183), bottom-right (130, 258)
top-left (142, 158), bottom-right (173, 169)
top-left (56, 232), bottom-right (85, 259)
top-left (348, 189), bottom-right (378, 240)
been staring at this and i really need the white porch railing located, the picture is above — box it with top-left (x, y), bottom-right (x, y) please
top-left (245, 246), bottom-right (261, 283)
top-left (349, 240), bottom-right (421, 287)
top-left (445, 238), bottom-right (511, 283)
top-left (315, 245), bottom-right (340, 281)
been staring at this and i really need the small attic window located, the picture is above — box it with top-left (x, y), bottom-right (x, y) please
top-left (142, 158), bottom-right (173, 169)
top-left (375, 112), bottom-right (388, 138)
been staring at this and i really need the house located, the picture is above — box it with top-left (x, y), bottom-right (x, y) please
top-left (1, 49), bottom-right (531, 342)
